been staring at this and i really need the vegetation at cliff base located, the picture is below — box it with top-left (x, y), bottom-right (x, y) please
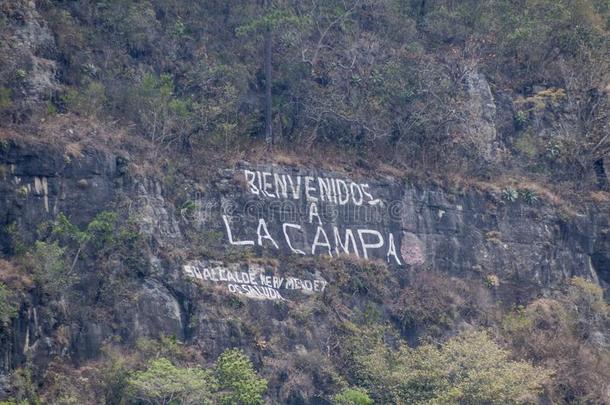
top-left (125, 358), bottom-right (217, 405)
top-left (350, 330), bottom-right (548, 404)
top-left (124, 349), bottom-right (267, 405)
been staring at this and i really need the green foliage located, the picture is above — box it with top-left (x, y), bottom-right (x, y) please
top-left (215, 349), bottom-right (268, 405)
top-left (135, 335), bottom-right (189, 363)
top-left (100, 348), bottom-right (131, 405)
top-left (14, 69), bottom-right (27, 81)
top-left (3, 2), bottom-right (608, 402)
top-left (30, 241), bottom-right (69, 295)
top-left (16, 186), bottom-right (28, 198)
top-left (23, 0), bottom-right (607, 178)
top-left (355, 330), bottom-right (549, 404)
top-left (514, 110), bottom-right (528, 128)
top-left (5, 223), bottom-right (26, 256)
top-left (361, 303), bottom-right (382, 324)
top-left (483, 274), bottom-right (500, 288)
top-left (126, 358), bottom-right (217, 405)
top-left (518, 189), bottom-right (538, 204)
top-left (0, 282), bottom-right (17, 327)
top-left (52, 211), bottom-right (118, 251)
top-left (171, 18), bottom-right (188, 39)
top-left (0, 87), bottom-right (12, 110)
top-left (61, 81), bottom-right (107, 117)
top-left (22, 211), bottom-right (122, 298)
top-left (501, 305), bottom-right (530, 332)
top-left (567, 276), bottom-right (609, 334)
top-left (180, 199), bottom-right (198, 217)
top-left (501, 186), bottom-right (519, 202)
top-left (236, 7), bottom-right (310, 37)
top-left (96, 0), bottom-right (159, 55)
top-left (46, 101), bottom-right (58, 116)
top-left (51, 214), bottom-right (88, 245)
top-left (501, 187), bottom-right (538, 204)
top-left (500, 278), bottom-right (610, 404)
top-left (333, 387), bottom-right (374, 405)
top-left (7, 367), bottom-right (40, 405)
top-left (133, 73), bottom-right (195, 147)
top-left (84, 211), bottom-right (119, 248)
top-left (122, 348), bottom-right (267, 405)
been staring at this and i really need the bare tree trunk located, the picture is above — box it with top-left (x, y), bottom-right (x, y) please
top-left (264, 0), bottom-right (273, 150)
top-left (594, 158), bottom-right (609, 191)
top-left (416, 0), bottom-right (427, 25)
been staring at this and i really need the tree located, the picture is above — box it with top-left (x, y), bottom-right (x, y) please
top-left (0, 282), bottom-right (17, 327)
top-left (29, 241), bottom-right (70, 299)
top-left (215, 349), bottom-right (268, 405)
top-left (501, 278), bottom-right (610, 403)
top-left (126, 358), bottom-right (217, 405)
top-left (561, 16), bottom-right (610, 191)
top-left (333, 387), bottom-right (374, 405)
top-left (263, 0), bottom-right (273, 150)
top-left (355, 330), bottom-right (549, 404)
top-left (50, 211), bottom-right (118, 274)
top-left (134, 73), bottom-right (195, 154)
top-left (236, 2), bottom-right (307, 149)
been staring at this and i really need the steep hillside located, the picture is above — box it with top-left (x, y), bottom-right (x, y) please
top-left (0, 1), bottom-right (609, 404)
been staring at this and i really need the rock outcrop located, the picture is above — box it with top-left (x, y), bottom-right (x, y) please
top-left (0, 139), bottom-right (609, 401)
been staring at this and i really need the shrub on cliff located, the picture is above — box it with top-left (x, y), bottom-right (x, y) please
top-left (354, 330), bottom-right (549, 404)
top-left (0, 282), bottom-right (17, 327)
top-left (502, 277), bottom-right (610, 404)
top-left (29, 241), bottom-right (70, 299)
top-left (215, 349), bottom-right (268, 405)
top-left (333, 387), bottom-right (374, 405)
top-left (121, 348), bottom-right (267, 405)
top-left (125, 358), bottom-right (217, 405)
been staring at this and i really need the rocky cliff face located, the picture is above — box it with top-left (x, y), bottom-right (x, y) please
top-left (0, 1), bottom-right (60, 125)
top-left (1, 139), bottom-right (609, 401)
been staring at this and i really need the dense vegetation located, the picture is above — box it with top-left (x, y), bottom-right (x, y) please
top-left (0, 0), bottom-right (608, 188)
top-left (0, 0), bottom-right (609, 403)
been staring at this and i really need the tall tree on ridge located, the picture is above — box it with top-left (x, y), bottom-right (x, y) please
top-left (264, 0), bottom-right (273, 149)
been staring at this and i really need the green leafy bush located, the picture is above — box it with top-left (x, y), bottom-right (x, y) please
top-left (132, 73), bottom-right (195, 148)
top-left (61, 81), bottom-right (107, 117)
top-left (518, 189), bottom-right (539, 204)
top-left (501, 277), bottom-right (610, 404)
top-left (354, 330), bottom-right (549, 404)
top-left (215, 349), bottom-right (268, 405)
top-left (501, 186), bottom-right (519, 202)
top-left (0, 282), bottom-right (17, 327)
top-left (126, 358), bottom-right (217, 405)
top-left (119, 348), bottom-right (267, 405)
top-left (333, 387), bottom-right (373, 405)
top-left (0, 87), bottom-right (12, 110)
top-left (30, 241), bottom-right (69, 296)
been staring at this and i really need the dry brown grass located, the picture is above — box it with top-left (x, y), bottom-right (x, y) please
top-left (590, 191), bottom-right (610, 203)
top-left (377, 162), bottom-right (408, 178)
top-left (225, 141), bottom-right (598, 219)
top-left (0, 259), bottom-right (33, 291)
top-left (442, 172), bottom-right (583, 216)
top-left (3, 116), bottom-right (606, 215)
top-left (1, 114), bottom-right (141, 159)
top-left (39, 114), bottom-right (129, 152)
top-left (247, 256), bottom-right (280, 269)
top-left (233, 142), bottom-right (409, 182)
top-left (64, 142), bottom-right (84, 160)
